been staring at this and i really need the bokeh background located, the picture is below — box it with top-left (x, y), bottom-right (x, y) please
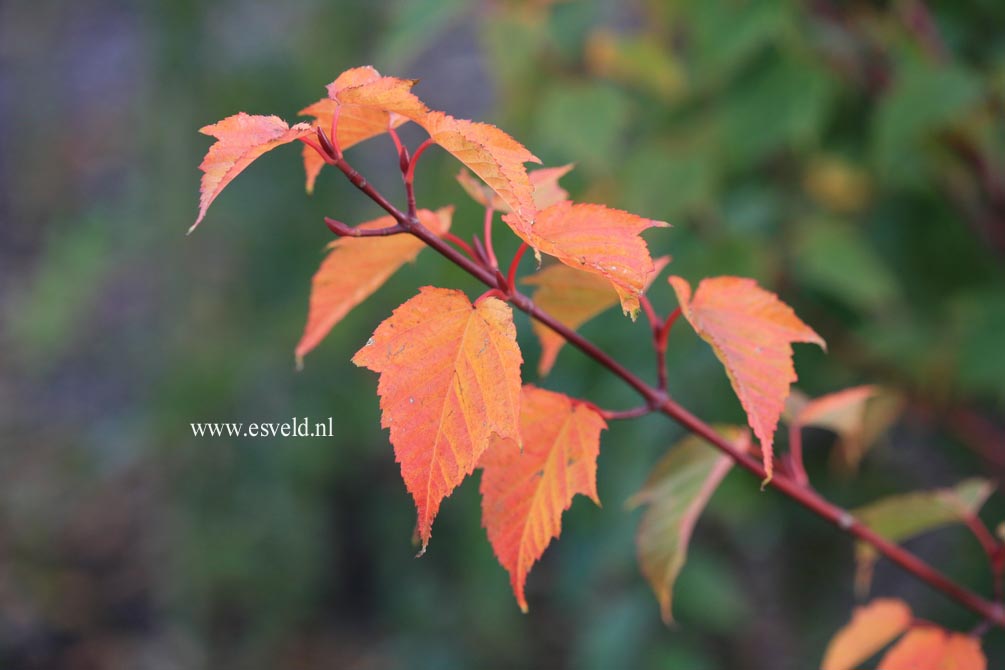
top-left (2, 0), bottom-right (1004, 668)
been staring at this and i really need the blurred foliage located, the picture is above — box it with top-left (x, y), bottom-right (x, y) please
top-left (1, 0), bottom-right (1004, 668)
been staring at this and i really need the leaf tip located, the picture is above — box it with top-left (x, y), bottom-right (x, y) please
top-left (187, 215), bottom-right (204, 235)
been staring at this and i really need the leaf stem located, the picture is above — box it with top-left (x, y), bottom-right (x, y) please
top-left (404, 138), bottom-right (436, 186)
top-left (443, 233), bottom-right (478, 261)
top-left (601, 405), bottom-right (655, 421)
top-left (788, 422), bottom-right (810, 488)
top-left (639, 294), bottom-right (660, 336)
top-left (483, 207), bottom-right (499, 270)
top-left (507, 242), bottom-right (529, 294)
top-left (325, 217), bottom-right (405, 237)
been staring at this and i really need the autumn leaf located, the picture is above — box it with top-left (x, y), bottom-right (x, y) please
top-left (852, 478), bottom-right (994, 594)
top-left (192, 113), bottom-right (313, 232)
top-left (419, 111), bottom-right (541, 222)
top-left (668, 276), bottom-right (825, 483)
top-left (479, 385), bottom-right (607, 612)
top-left (786, 386), bottom-right (902, 471)
top-left (523, 256), bottom-right (670, 375)
top-left (504, 202), bottom-right (669, 318)
top-left (820, 598), bottom-right (913, 670)
top-left (299, 66), bottom-right (428, 193)
top-left (878, 627), bottom-right (986, 670)
top-left (456, 164), bottom-right (574, 213)
top-left (628, 426), bottom-right (746, 624)
top-left (352, 287), bottom-right (523, 551)
top-left (295, 208), bottom-right (452, 365)
top-left (787, 385), bottom-right (877, 472)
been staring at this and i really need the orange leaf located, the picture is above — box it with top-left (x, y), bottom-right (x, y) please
top-left (789, 385), bottom-right (886, 471)
top-left (352, 287), bottom-right (523, 551)
top-left (299, 66), bottom-right (428, 193)
top-left (523, 256), bottom-right (670, 375)
top-left (668, 276), bottom-right (825, 483)
top-left (456, 164), bottom-right (574, 213)
top-left (878, 627), bottom-right (986, 670)
top-left (504, 202), bottom-right (669, 318)
top-left (820, 598), bottom-right (913, 670)
top-left (295, 208), bottom-right (452, 365)
top-left (420, 111), bottom-right (541, 222)
top-left (192, 113), bottom-right (313, 232)
top-left (479, 385), bottom-right (607, 612)
top-left (628, 427), bottom-right (745, 624)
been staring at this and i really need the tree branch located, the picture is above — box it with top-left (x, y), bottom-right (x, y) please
top-left (328, 154), bottom-right (1005, 628)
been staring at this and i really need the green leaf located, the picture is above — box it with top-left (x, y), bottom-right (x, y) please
top-left (717, 56), bottom-right (836, 169)
top-left (852, 479), bottom-right (995, 594)
top-left (684, 0), bottom-right (789, 85)
top-left (793, 219), bottom-right (899, 312)
top-left (873, 63), bottom-right (982, 184)
top-left (628, 427), bottom-right (745, 623)
top-left (534, 83), bottom-right (631, 172)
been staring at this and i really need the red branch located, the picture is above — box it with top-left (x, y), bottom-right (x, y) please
top-left (324, 151), bottom-right (1005, 629)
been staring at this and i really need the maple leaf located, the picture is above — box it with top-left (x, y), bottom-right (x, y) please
top-left (523, 256), bottom-right (670, 375)
top-left (851, 478), bottom-right (994, 594)
top-left (192, 113), bottom-right (313, 232)
top-left (456, 164), bottom-right (574, 213)
top-left (295, 208), bottom-right (452, 365)
top-left (878, 627), bottom-right (986, 670)
top-left (668, 276), bottom-right (825, 483)
top-left (627, 427), bottom-right (746, 624)
top-left (504, 202), bottom-right (669, 318)
top-left (479, 385), bottom-right (607, 612)
top-left (299, 66), bottom-right (428, 193)
top-left (419, 111), bottom-right (541, 223)
top-left (352, 287), bottom-right (523, 551)
top-left (821, 598), bottom-right (913, 670)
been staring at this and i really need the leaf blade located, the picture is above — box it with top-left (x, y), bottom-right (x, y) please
top-left (821, 598), bottom-right (913, 670)
top-left (352, 287), bottom-right (523, 551)
top-left (479, 385), bottom-right (607, 612)
top-left (505, 202), bottom-right (668, 318)
top-left (629, 426), bottom-right (746, 623)
top-left (193, 113), bottom-right (313, 231)
top-left (298, 66), bottom-right (428, 192)
top-left (420, 111), bottom-right (541, 222)
top-left (669, 276), bottom-right (825, 482)
top-left (295, 208), bottom-right (452, 365)
top-left (852, 478), bottom-right (994, 594)
top-left (878, 627), bottom-right (986, 670)
top-left (523, 256), bottom-right (670, 375)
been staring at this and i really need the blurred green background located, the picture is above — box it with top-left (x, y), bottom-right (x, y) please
top-left (2, 0), bottom-right (1004, 668)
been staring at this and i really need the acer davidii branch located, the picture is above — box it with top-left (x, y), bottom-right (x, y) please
top-left (191, 67), bottom-right (1004, 660)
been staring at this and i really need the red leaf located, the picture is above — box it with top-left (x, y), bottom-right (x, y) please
top-left (479, 385), bottom-right (606, 612)
top-left (504, 202), bottom-right (668, 318)
top-left (295, 208), bottom-right (452, 365)
top-left (420, 111), bottom-right (541, 222)
top-left (456, 164), bottom-right (574, 213)
top-left (299, 66), bottom-right (428, 193)
top-left (352, 287), bottom-right (523, 551)
top-left (820, 598), bottom-right (913, 670)
top-left (523, 256), bottom-right (670, 375)
top-left (669, 276), bottom-right (825, 482)
top-left (878, 627), bottom-right (986, 670)
top-left (192, 113), bottom-right (313, 232)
